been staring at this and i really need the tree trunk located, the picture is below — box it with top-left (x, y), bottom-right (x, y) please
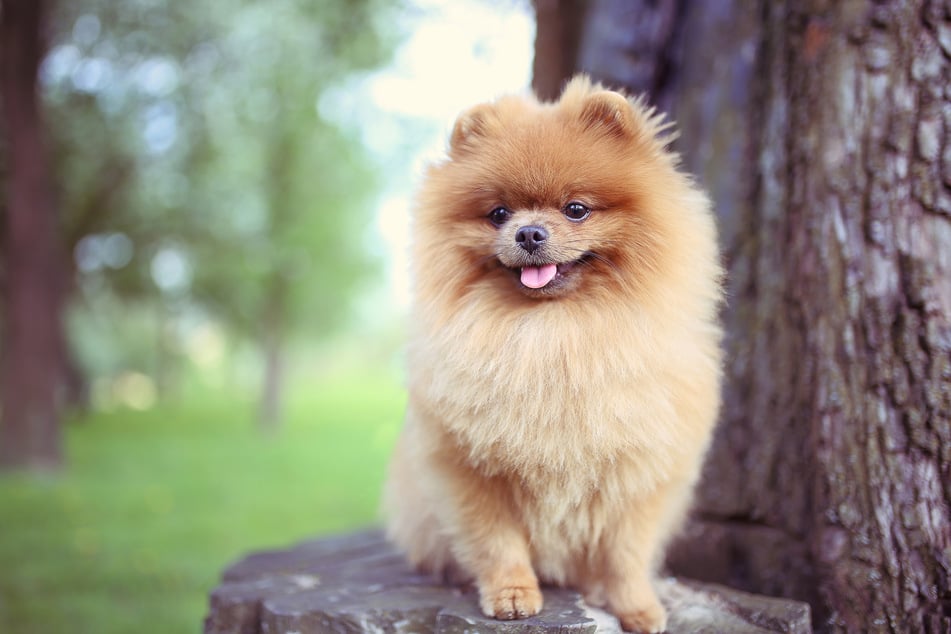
top-left (539, 1), bottom-right (951, 631)
top-left (257, 328), bottom-right (284, 432)
top-left (0, 0), bottom-right (66, 470)
top-left (257, 280), bottom-right (286, 431)
top-left (531, 0), bottom-right (591, 102)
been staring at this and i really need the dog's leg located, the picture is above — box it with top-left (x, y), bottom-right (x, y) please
top-left (436, 462), bottom-right (543, 620)
top-left (600, 480), bottom-right (691, 634)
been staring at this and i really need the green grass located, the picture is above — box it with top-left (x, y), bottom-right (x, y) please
top-left (0, 368), bottom-right (406, 634)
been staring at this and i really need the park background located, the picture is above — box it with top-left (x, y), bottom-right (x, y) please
top-left (0, 1), bottom-right (533, 632)
top-left (3, 1), bottom-right (950, 633)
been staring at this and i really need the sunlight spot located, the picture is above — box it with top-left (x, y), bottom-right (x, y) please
top-left (135, 57), bottom-right (180, 97)
top-left (75, 235), bottom-right (101, 273)
top-left (102, 233), bottom-right (134, 269)
top-left (114, 371), bottom-right (157, 410)
top-left (40, 44), bottom-right (81, 86)
top-left (142, 100), bottom-right (179, 154)
top-left (73, 14), bottom-right (102, 46)
top-left (187, 323), bottom-right (226, 368)
top-left (72, 57), bottom-right (113, 93)
top-left (75, 232), bottom-right (133, 272)
top-left (151, 245), bottom-right (192, 293)
top-left (290, 574), bottom-right (320, 589)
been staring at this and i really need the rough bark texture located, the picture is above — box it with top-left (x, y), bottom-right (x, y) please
top-left (204, 529), bottom-right (813, 634)
top-left (0, 0), bottom-right (66, 470)
top-left (544, 0), bottom-right (951, 632)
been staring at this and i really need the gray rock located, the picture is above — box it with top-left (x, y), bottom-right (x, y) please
top-left (437, 589), bottom-right (597, 634)
top-left (657, 579), bottom-right (812, 634)
top-left (204, 529), bottom-right (812, 634)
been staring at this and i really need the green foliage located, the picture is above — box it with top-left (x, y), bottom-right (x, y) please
top-left (43, 0), bottom-right (403, 379)
top-left (0, 368), bottom-right (405, 634)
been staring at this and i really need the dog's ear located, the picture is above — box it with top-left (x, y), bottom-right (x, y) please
top-left (450, 103), bottom-right (494, 152)
top-left (578, 91), bottom-right (635, 138)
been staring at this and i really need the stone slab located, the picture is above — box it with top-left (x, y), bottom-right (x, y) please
top-left (204, 528), bottom-right (811, 633)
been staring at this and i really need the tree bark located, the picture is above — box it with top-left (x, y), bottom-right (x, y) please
top-left (538, 1), bottom-right (951, 631)
top-left (531, 0), bottom-right (591, 102)
top-left (0, 0), bottom-right (66, 470)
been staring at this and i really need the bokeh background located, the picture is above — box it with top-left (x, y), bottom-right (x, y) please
top-left (0, 1), bottom-right (533, 632)
top-left (6, 1), bottom-right (949, 632)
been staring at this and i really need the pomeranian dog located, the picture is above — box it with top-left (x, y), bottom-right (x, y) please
top-left (384, 76), bottom-right (723, 634)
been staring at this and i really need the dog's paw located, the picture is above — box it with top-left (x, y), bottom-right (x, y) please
top-left (617, 600), bottom-right (668, 633)
top-left (479, 585), bottom-right (543, 620)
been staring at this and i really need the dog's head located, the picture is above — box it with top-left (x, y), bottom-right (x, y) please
top-left (413, 76), bottom-right (711, 308)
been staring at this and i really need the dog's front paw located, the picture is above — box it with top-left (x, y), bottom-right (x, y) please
top-left (479, 584), bottom-right (543, 620)
top-left (617, 600), bottom-right (667, 633)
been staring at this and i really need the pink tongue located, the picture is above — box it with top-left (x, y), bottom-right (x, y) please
top-left (520, 264), bottom-right (558, 289)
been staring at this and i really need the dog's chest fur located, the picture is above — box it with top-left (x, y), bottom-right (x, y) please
top-left (411, 297), bottom-right (682, 477)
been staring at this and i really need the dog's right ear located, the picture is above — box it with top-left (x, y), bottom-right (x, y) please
top-left (449, 103), bottom-right (494, 153)
top-left (579, 91), bottom-right (635, 139)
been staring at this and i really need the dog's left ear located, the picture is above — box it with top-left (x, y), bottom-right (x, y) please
top-left (450, 103), bottom-right (494, 153)
top-left (579, 91), bottom-right (635, 138)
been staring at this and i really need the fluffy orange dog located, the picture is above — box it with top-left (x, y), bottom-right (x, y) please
top-left (384, 76), bottom-right (722, 633)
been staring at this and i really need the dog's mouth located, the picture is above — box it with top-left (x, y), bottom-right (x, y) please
top-left (505, 255), bottom-right (591, 295)
top-left (518, 261), bottom-right (569, 288)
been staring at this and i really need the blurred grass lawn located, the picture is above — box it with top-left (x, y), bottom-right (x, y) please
top-left (0, 367), bottom-right (405, 634)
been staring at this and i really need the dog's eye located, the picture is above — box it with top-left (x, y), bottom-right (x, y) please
top-left (488, 207), bottom-right (511, 227)
top-left (563, 202), bottom-right (591, 222)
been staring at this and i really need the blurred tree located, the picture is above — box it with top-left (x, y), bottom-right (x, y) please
top-left (535, 0), bottom-right (951, 631)
top-left (41, 0), bottom-right (400, 427)
top-left (0, 0), bottom-right (68, 470)
top-left (532, 0), bottom-right (587, 102)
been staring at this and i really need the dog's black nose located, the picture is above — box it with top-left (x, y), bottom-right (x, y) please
top-left (515, 225), bottom-right (548, 254)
